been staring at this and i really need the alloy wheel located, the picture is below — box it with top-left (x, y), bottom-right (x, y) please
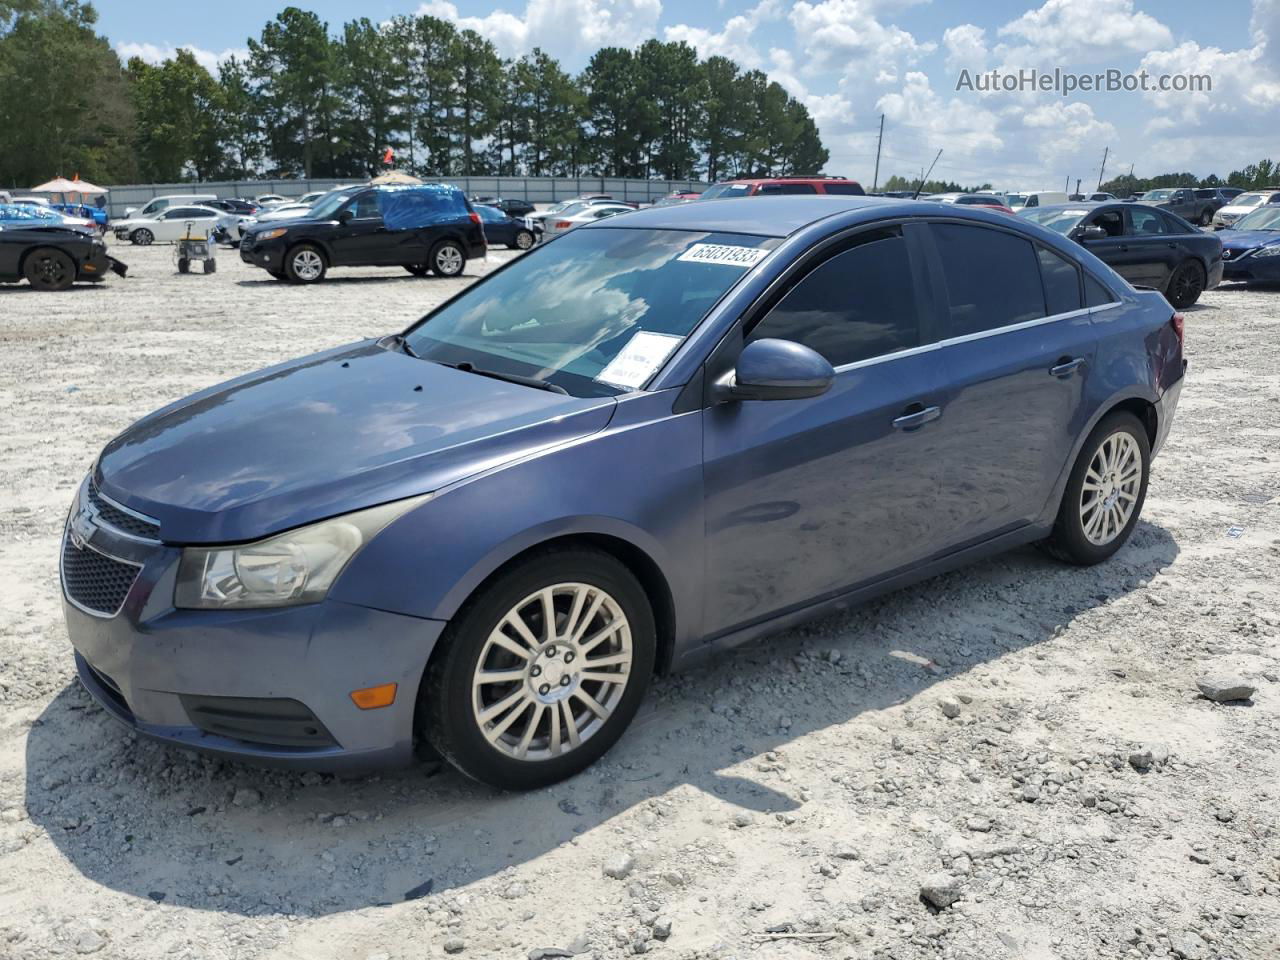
top-left (1079, 431), bottom-right (1141, 545)
top-left (436, 244), bottom-right (463, 274)
top-left (133, 229), bottom-right (153, 245)
top-left (470, 582), bottom-right (633, 761)
top-left (29, 253), bottom-right (70, 289)
top-left (516, 231), bottom-right (534, 250)
top-left (292, 249), bottom-right (324, 281)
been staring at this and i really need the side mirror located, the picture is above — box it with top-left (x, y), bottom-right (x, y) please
top-left (1073, 225), bottom-right (1108, 243)
top-left (336, 209), bottom-right (354, 224)
top-left (716, 338), bottom-right (835, 403)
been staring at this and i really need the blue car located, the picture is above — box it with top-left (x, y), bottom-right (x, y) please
top-left (1219, 205), bottom-right (1280, 283)
top-left (62, 196), bottom-right (1186, 788)
top-left (475, 204), bottom-right (540, 249)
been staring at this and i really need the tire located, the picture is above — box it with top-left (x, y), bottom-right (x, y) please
top-left (1198, 209), bottom-right (1212, 226)
top-left (511, 230), bottom-right (534, 250)
top-left (22, 247), bottom-right (75, 291)
top-left (429, 239), bottom-right (465, 277)
top-left (177, 258), bottom-right (190, 274)
top-left (284, 243), bottom-right (326, 283)
top-left (404, 264), bottom-right (430, 277)
top-left (420, 547), bottom-right (656, 790)
top-left (1040, 411), bottom-right (1150, 565)
top-left (204, 258), bottom-right (216, 274)
top-left (1166, 260), bottom-right (1205, 308)
top-left (131, 228), bottom-right (153, 246)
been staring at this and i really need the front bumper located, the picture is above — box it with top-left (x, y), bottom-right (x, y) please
top-left (60, 479), bottom-right (444, 771)
top-left (1222, 253), bottom-right (1280, 282)
top-left (239, 236), bottom-right (286, 272)
top-left (75, 246), bottom-right (124, 282)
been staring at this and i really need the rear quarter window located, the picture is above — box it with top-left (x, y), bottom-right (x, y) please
top-left (1084, 274), bottom-right (1116, 306)
top-left (822, 183), bottom-right (866, 196)
top-left (931, 223), bottom-right (1045, 335)
top-left (758, 183), bottom-right (818, 195)
top-left (1037, 246), bottom-right (1082, 315)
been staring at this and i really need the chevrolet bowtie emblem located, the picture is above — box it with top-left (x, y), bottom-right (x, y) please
top-left (69, 508), bottom-right (94, 550)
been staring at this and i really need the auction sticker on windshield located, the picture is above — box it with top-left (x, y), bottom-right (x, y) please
top-left (677, 243), bottom-right (769, 268)
top-left (596, 331), bottom-right (684, 390)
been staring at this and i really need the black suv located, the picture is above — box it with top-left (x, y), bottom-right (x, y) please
top-left (240, 184), bottom-right (486, 283)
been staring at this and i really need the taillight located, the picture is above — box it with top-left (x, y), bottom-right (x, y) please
top-left (554, 221), bottom-right (572, 229)
top-left (1171, 312), bottom-right (1184, 348)
top-left (468, 212), bottom-right (481, 225)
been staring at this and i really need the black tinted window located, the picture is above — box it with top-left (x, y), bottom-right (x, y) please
top-left (1195, 189), bottom-right (1214, 198)
top-left (1088, 210), bottom-right (1124, 236)
top-left (353, 193), bottom-right (381, 218)
top-left (932, 224), bottom-right (1045, 335)
top-left (758, 182), bottom-right (817, 195)
top-left (1038, 246), bottom-right (1082, 314)
top-left (1128, 208), bottom-right (1167, 235)
top-left (823, 182), bottom-right (866, 195)
top-left (1084, 273), bottom-right (1115, 306)
top-left (749, 230), bottom-right (918, 366)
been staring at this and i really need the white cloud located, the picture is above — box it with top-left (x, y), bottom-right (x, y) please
top-left (416, 0), bottom-right (661, 60)
top-left (663, 0), bottom-right (780, 68)
top-left (996, 0), bottom-right (1171, 61)
top-left (942, 24), bottom-right (987, 73)
top-left (789, 0), bottom-right (935, 72)
top-left (115, 41), bottom-right (246, 73)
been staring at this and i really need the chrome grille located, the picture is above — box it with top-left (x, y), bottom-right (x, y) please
top-left (88, 482), bottom-right (160, 541)
top-left (61, 536), bottom-right (140, 617)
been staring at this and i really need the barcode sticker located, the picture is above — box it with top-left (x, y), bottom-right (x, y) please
top-left (676, 243), bottom-right (769, 268)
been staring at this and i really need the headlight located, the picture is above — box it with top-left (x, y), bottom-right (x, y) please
top-left (174, 494), bottom-right (430, 609)
top-left (1250, 244), bottom-right (1280, 258)
top-left (257, 227), bottom-right (288, 240)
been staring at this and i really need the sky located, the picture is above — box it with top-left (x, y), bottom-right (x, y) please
top-left (96, 0), bottom-right (1280, 190)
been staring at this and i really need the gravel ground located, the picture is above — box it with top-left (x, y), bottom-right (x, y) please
top-left (1, 241), bottom-right (1278, 960)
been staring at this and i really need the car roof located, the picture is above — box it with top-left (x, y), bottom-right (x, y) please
top-left (581, 194), bottom-right (906, 237)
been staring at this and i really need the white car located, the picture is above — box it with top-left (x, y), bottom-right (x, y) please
top-left (255, 194), bottom-right (289, 207)
top-left (541, 203), bottom-right (634, 237)
top-left (1212, 189), bottom-right (1280, 228)
top-left (123, 193), bottom-right (218, 218)
top-left (112, 204), bottom-right (226, 245)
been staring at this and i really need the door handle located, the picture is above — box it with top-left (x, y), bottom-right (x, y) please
top-left (892, 404), bottom-right (941, 431)
top-left (1050, 357), bottom-right (1084, 378)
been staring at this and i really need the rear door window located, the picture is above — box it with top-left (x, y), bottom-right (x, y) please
top-left (1037, 246), bottom-right (1083, 315)
top-left (757, 182), bottom-right (818, 195)
top-left (747, 228), bottom-right (920, 366)
top-left (823, 183), bottom-right (866, 196)
top-left (1127, 208), bottom-right (1168, 235)
top-left (930, 223), bottom-right (1046, 336)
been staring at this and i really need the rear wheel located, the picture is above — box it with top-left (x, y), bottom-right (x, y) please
top-left (1198, 209), bottom-right (1212, 226)
top-left (203, 258), bottom-right (217, 274)
top-left (131, 228), bottom-right (153, 246)
top-left (420, 547), bottom-right (655, 790)
top-left (23, 247), bottom-right (75, 291)
top-left (429, 240), bottom-right (465, 277)
top-left (1040, 411), bottom-right (1150, 565)
top-left (284, 244), bottom-right (326, 283)
top-left (1166, 260), bottom-right (1205, 308)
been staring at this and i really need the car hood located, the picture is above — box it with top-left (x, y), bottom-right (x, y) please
top-left (96, 341), bottom-right (617, 543)
top-left (1220, 230), bottom-right (1280, 250)
top-left (245, 216), bottom-right (329, 234)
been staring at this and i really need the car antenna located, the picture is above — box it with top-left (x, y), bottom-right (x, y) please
top-left (913, 149), bottom-right (943, 200)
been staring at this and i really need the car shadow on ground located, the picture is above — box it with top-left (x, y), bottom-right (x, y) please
top-left (1, 284), bottom-right (109, 295)
top-left (234, 274), bottom-right (449, 288)
top-left (26, 521), bottom-right (1178, 918)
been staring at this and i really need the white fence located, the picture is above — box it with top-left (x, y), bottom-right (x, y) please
top-left (4, 176), bottom-right (706, 217)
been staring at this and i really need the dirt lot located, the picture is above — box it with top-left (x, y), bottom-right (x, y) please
top-left (0, 241), bottom-right (1278, 960)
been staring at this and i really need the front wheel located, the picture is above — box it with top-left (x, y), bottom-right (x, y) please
top-left (511, 229), bottom-right (535, 250)
top-left (1166, 261), bottom-right (1205, 308)
top-left (131, 228), bottom-right (153, 246)
top-left (177, 258), bottom-right (190, 274)
top-left (429, 239), bottom-right (465, 277)
top-left (420, 548), bottom-right (656, 789)
top-left (284, 244), bottom-right (326, 283)
top-left (23, 247), bottom-right (75, 291)
top-left (1040, 411), bottom-right (1150, 565)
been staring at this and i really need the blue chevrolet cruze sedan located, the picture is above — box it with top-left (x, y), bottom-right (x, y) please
top-left (62, 196), bottom-right (1186, 789)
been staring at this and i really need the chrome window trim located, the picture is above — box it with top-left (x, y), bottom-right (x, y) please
top-left (830, 300), bottom-right (1120, 375)
top-left (90, 483), bottom-right (162, 544)
top-left (60, 531), bottom-right (143, 620)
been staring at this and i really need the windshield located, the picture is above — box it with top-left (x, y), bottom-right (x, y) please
top-left (700, 183), bottom-right (752, 199)
top-left (1235, 206), bottom-right (1280, 230)
top-left (308, 189), bottom-right (361, 220)
top-left (1020, 208), bottom-right (1088, 233)
top-left (0, 203), bottom-right (61, 223)
top-left (1231, 193), bottom-right (1267, 208)
top-left (1143, 189), bottom-right (1175, 201)
top-left (404, 228), bottom-right (777, 397)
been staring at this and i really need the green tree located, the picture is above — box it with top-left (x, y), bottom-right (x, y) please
top-left (581, 47), bottom-right (646, 176)
top-left (0, 1), bottom-right (135, 185)
top-left (248, 6), bottom-right (342, 177)
top-left (449, 29), bottom-right (501, 175)
top-left (213, 55), bottom-right (262, 178)
top-left (127, 48), bottom-right (220, 181)
top-left (338, 18), bottom-right (408, 176)
top-left (636, 40), bottom-right (701, 179)
top-left (697, 56), bottom-right (743, 182)
top-left (393, 13), bottom-right (457, 175)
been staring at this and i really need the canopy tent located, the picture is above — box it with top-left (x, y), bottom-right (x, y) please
top-left (369, 169), bottom-right (422, 186)
top-left (29, 176), bottom-right (108, 201)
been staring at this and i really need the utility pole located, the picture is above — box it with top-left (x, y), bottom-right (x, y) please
top-left (872, 114), bottom-right (884, 192)
top-left (1075, 178), bottom-right (1082, 197)
top-left (1096, 146), bottom-right (1109, 191)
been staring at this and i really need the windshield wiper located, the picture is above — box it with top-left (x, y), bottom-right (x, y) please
top-left (384, 333), bottom-right (420, 359)
top-left (440, 360), bottom-right (568, 395)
